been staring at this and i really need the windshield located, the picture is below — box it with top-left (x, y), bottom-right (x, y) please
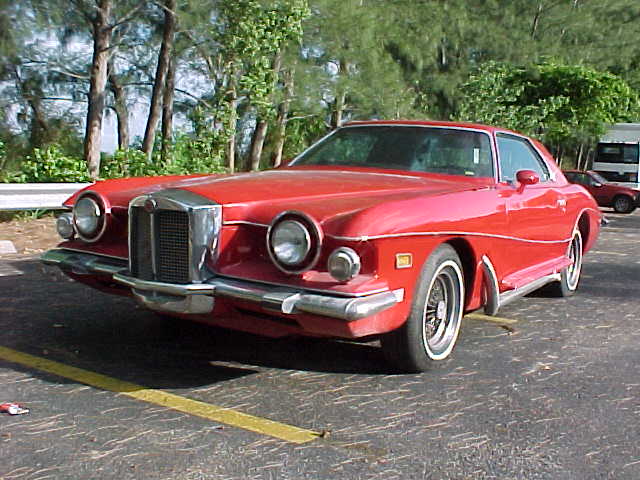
top-left (293, 126), bottom-right (494, 177)
top-left (590, 172), bottom-right (608, 184)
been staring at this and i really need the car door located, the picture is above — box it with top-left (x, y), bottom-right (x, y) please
top-left (495, 133), bottom-right (568, 283)
top-left (581, 173), bottom-right (611, 204)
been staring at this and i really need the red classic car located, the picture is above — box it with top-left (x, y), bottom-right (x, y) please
top-left (42, 121), bottom-right (601, 372)
top-left (563, 169), bottom-right (640, 213)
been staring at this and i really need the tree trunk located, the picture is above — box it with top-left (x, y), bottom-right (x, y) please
top-left (226, 65), bottom-right (239, 173)
top-left (271, 68), bottom-right (294, 168)
top-left (27, 96), bottom-right (49, 148)
top-left (330, 92), bottom-right (345, 129)
top-left (108, 60), bottom-right (130, 150)
top-left (576, 143), bottom-right (584, 170)
top-left (84, 0), bottom-right (112, 180)
top-left (248, 51), bottom-right (283, 171)
top-left (141, 0), bottom-right (176, 159)
top-left (531, 2), bottom-right (543, 38)
top-left (161, 55), bottom-right (176, 164)
top-left (249, 119), bottom-right (268, 171)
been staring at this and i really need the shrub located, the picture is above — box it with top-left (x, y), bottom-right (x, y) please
top-left (10, 145), bottom-right (90, 183)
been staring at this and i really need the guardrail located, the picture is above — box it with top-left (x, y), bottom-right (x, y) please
top-left (0, 183), bottom-right (91, 211)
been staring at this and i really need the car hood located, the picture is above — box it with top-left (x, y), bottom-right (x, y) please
top-left (82, 167), bottom-right (492, 237)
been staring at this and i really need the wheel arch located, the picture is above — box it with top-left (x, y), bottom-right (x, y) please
top-left (445, 237), bottom-right (478, 307)
top-left (577, 212), bottom-right (591, 253)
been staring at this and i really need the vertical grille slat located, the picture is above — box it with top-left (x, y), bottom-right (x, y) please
top-left (131, 207), bottom-right (154, 280)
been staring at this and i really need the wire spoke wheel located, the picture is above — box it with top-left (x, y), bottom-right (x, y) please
top-left (381, 244), bottom-right (464, 372)
top-left (421, 261), bottom-right (463, 359)
top-left (565, 231), bottom-right (583, 291)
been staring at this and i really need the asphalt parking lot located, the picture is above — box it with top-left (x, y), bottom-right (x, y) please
top-left (1, 211), bottom-right (639, 480)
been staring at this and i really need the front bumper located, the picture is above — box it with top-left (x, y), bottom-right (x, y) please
top-left (41, 249), bottom-right (403, 321)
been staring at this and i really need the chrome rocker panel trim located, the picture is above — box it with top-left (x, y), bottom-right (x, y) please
top-left (41, 249), bottom-right (403, 321)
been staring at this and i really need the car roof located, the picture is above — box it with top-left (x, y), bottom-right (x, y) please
top-left (342, 119), bottom-right (514, 135)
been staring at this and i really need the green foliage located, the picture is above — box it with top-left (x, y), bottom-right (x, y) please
top-left (218, 0), bottom-right (309, 115)
top-left (99, 135), bottom-right (227, 179)
top-left (0, 139), bottom-right (5, 170)
top-left (163, 134), bottom-right (227, 175)
top-left (457, 61), bottom-right (640, 146)
top-left (280, 114), bottom-right (328, 161)
top-left (100, 148), bottom-right (160, 178)
top-left (9, 145), bottom-right (91, 183)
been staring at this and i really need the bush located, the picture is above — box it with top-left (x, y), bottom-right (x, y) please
top-left (100, 149), bottom-right (161, 178)
top-left (9, 145), bottom-right (90, 183)
top-left (100, 135), bottom-right (227, 179)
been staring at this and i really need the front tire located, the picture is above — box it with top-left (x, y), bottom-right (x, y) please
top-left (613, 195), bottom-right (635, 214)
top-left (381, 244), bottom-right (464, 373)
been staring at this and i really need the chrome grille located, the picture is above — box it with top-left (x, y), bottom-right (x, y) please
top-left (128, 190), bottom-right (221, 286)
top-left (156, 210), bottom-right (190, 283)
top-left (130, 207), bottom-right (190, 284)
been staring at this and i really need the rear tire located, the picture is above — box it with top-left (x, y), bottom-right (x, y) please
top-left (381, 244), bottom-right (464, 373)
top-left (613, 195), bottom-right (635, 214)
top-left (548, 230), bottom-right (583, 297)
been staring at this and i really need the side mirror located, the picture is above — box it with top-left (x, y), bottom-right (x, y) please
top-left (592, 182), bottom-right (603, 188)
top-left (516, 169), bottom-right (540, 189)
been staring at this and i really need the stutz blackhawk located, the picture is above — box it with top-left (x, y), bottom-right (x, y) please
top-left (43, 121), bottom-right (601, 372)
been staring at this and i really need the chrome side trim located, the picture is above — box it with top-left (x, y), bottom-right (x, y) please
top-left (330, 231), bottom-right (573, 244)
top-left (223, 220), bottom-right (270, 228)
top-left (498, 273), bottom-right (561, 309)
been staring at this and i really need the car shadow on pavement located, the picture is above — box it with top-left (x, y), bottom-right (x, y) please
top-left (0, 258), bottom-right (397, 395)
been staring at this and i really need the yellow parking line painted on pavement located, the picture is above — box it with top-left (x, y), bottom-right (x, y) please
top-left (464, 312), bottom-right (518, 325)
top-left (0, 345), bottom-right (319, 444)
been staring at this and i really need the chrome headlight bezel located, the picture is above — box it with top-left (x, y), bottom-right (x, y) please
top-left (73, 193), bottom-right (107, 242)
top-left (267, 211), bottom-right (323, 274)
top-left (328, 247), bottom-right (361, 282)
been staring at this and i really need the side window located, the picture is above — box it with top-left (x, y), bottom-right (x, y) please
top-left (571, 173), bottom-right (590, 186)
top-left (496, 134), bottom-right (550, 183)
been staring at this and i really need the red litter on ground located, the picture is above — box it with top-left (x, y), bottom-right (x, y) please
top-left (0, 403), bottom-right (30, 415)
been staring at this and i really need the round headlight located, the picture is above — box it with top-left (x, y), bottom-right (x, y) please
top-left (328, 247), bottom-right (361, 282)
top-left (271, 220), bottom-right (311, 266)
top-left (73, 195), bottom-right (104, 240)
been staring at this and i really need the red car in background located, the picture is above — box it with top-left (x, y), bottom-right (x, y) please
top-left (563, 170), bottom-right (640, 213)
top-left (42, 121), bottom-right (601, 372)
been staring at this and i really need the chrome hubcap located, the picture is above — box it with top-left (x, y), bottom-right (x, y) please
top-left (566, 232), bottom-right (582, 290)
top-left (422, 262), bottom-right (463, 359)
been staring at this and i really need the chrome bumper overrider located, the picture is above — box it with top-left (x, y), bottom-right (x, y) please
top-left (41, 249), bottom-right (403, 320)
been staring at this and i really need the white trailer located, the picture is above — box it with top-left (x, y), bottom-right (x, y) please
top-left (593, 123), bottom-right (640, 187)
